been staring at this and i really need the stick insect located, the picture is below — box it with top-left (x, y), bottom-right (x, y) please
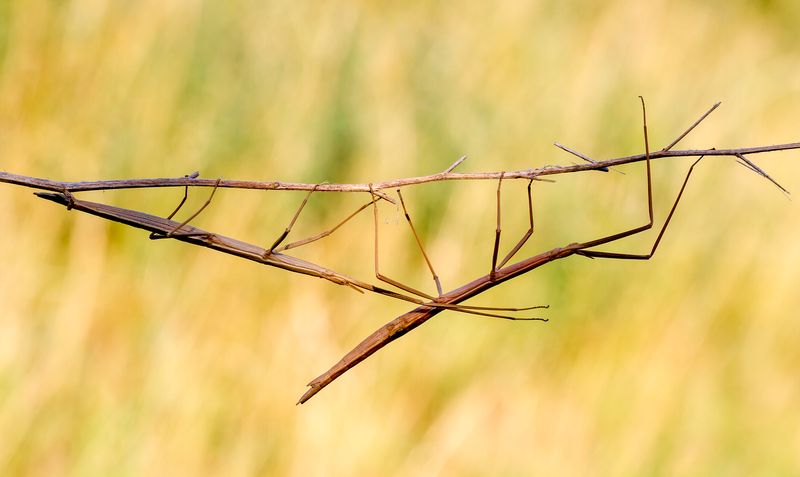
top-left (297, 97), bottom-right (711, 403)
top-left (293, 97), bottom-right (790, 403)
top-left (35, 180), bottom-right (547, 321)
top-left (9, 98), bottom-right (796, 404)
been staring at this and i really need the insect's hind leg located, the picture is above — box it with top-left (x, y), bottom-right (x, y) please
top-left (573, 96), bottom-right (702, 259)
top-left (368, 186), bottom-right (548, 318)
top-left (575, 156), bottom-right (704, 260)
top-left (572, 96), bottom-right (655, 252)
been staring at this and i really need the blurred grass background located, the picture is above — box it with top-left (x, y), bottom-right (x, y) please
top-left (1, 0), bottom-right (800, 475)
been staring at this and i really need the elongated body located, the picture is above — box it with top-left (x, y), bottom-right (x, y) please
top-left (35, 192), bottom-right (382, 291)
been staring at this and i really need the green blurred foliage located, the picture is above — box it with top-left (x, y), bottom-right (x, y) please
top-left (1, 1), bottom-right (800, 475)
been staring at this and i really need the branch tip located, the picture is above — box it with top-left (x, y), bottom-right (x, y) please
top-left (663, 101), bottom-right (721, 152)
top-left (444, 156), bottom-right (468, 174)
top-left (553, 142), bottom-right (609, 172)
top-left (734, 153), bottom-right (790, 195)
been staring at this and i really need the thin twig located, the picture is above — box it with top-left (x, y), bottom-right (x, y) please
top-left (553, 142), bottom-right (609, 172)
top-left (663, 102), bottom-right (721, 151)
top-left (3, 143), bottom-right (800, 196)
top-left (444, 156), bottom-right (468, 173)
top-left (734, 153), bottom-right (790, 195)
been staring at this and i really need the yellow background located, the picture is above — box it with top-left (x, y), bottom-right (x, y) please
top-left (1, 1), bottom-right (799, 475)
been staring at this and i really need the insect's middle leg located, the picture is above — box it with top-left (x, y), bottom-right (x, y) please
top-left (263, 184), bottom-right (320, 257)
top-left (152, 177), bottom-right (221, 239)
top-left (491, 174), bottom-right (537, 274)
top-left (369, 185), bottom-right (438, 301)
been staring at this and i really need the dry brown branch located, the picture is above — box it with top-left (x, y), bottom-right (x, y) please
top-left (3, 144), bottom-right (798, 196)
top-left (2, 101), bottom-right (798, 403)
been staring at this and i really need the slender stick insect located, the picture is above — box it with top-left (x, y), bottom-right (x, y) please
top-left (296, 97), bottom-right (790, 403)
top-left (14, 98), bottom-right (797, 404)
top-left (36, 184), bottom-right (547, 320)
top-left (297, 97), bottom-right (712, 403)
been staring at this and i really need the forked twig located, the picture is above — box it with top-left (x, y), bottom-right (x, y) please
top-left (2, 100), bottom-right (798, 404)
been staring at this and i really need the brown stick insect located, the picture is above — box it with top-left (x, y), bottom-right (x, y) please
top-left (2, 98), bottom-right (797, 403)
